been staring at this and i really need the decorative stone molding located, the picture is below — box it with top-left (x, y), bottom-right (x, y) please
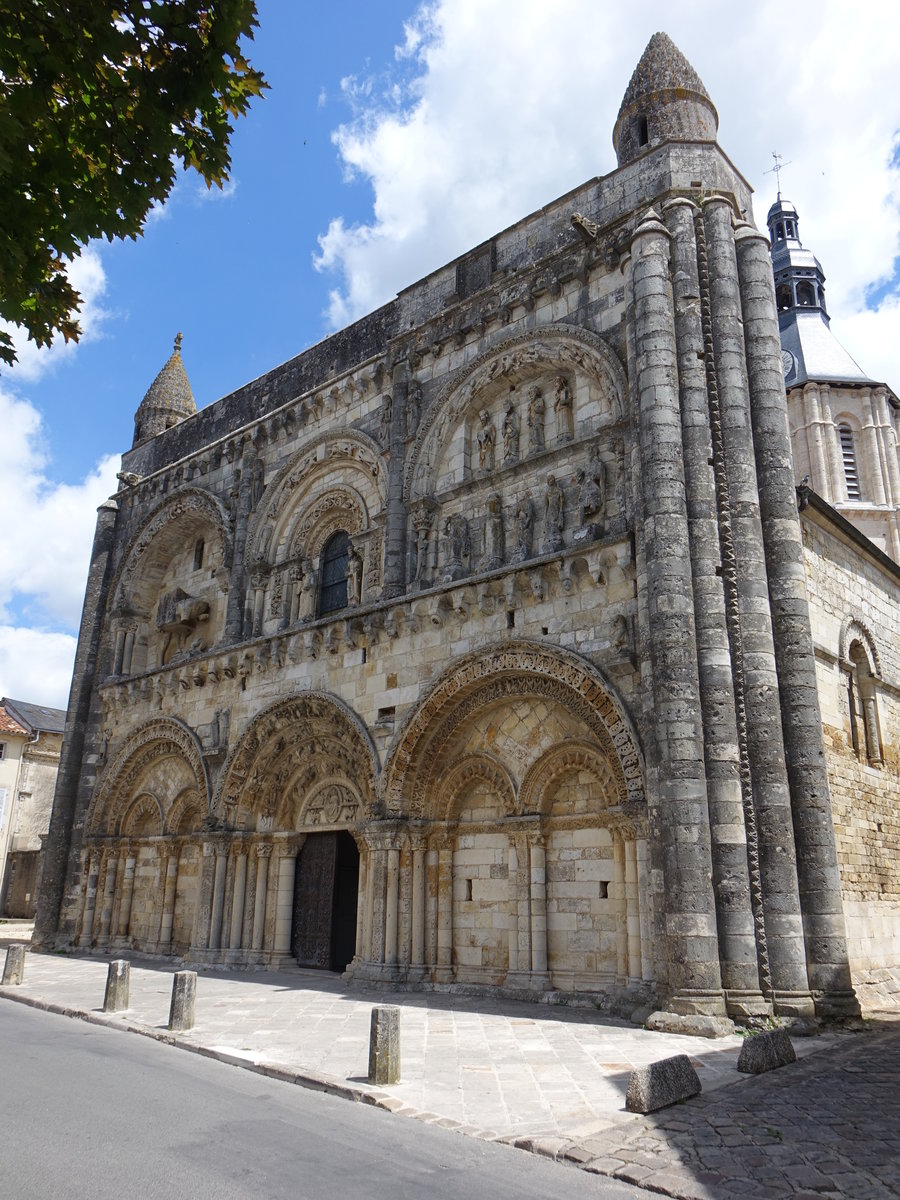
top-left (120, 792), bottom-right (164, 837)
top-left (428, 753), bottom-right (518, 822)
top-left (838, 616), bottom-right (882, 679)
top-left (518, 739), bottom-right (619, 816)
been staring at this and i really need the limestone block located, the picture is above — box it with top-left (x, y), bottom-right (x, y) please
top-left (368, 1004), bottom-right (401, 1085)
top-left (168, 970), bottom-right (197, 1032)
top-left (103, 959), bottom-right (130, 1012)
top-left (736, 1028), bottom-right (796, 1075)
top-left (645, 1010), bottom-right (735, 1038)
top-left (625, 1053), bottom-right (702, 1113)
top-left (2, 944), bottom-right (25, 985)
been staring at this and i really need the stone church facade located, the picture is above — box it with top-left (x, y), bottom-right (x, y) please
top-left (35, 34), bottom-right (900, 1028)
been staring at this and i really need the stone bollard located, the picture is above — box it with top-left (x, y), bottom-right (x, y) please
top-left (368, 1005), bottom-right (401, 1085)
top-left (737, 1027), bottom-right (797, 1075)
top-left (168, 971), bottom-right (197, 1032)
top-left (2, 944), bottom-right (26, 986)
top-left (625, 1054), bottom-right (702, 1113)
top-left (103, 959), bottom-right (130, 1013)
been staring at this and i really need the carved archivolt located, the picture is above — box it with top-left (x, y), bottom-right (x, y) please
top-left (109, 488), bottom-right (231, 613)
top-left (87, 718), bottom-right (209, 836)
top-left (245, 430), bottom-right (386, 567)
top-left (215, 692), bottom-right (379, 825)
top-left (429, 753), bottom-right (517, 823)
top-left (120, 792), bottom-right (164, 837)
top-left (404, 325), bottom-right (628, 502)
top-left (518, 740), bottom-right (618, 816)
top-left (287, 486), bottom-right (367, 562)
top-left (166, 787), bottom-right (204, 835)
top-left (839, 616), bottom-right (882, 678)
top-left (382, 640), bottom-right (644, 817)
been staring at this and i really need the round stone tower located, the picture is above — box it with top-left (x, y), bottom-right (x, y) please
top-left (132, 332), bottom-right (196, 446)
top-left (613, 31), bottom-right (718, 168)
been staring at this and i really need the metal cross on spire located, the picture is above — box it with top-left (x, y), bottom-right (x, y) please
top-left (765, 151), bottom-right (792, 198)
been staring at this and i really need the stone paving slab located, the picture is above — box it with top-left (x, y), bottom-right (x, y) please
top-left (3, 943), bottom-right (899, 1198)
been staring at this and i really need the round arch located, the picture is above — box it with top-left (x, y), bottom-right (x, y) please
top-left (518, 739), bottom-right (620, 817)
top-left (839, 615), bottom-right (882, 679)
top-left (430, 753), bottom-right (518, 824)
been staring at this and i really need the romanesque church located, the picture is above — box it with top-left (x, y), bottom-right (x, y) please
top-left (35, 34), bottom-right (900, 1031)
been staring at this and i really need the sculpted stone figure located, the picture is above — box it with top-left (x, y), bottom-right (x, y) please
top-left (576, 445), bottom-right (605, 536)
top-left (298, 559), bottom-right (317, 621)
top-left (483, 494), bottom-right (505, 568)
top-left (477, 409), bottom-right (496, 471)
top-left (554, 376), bottom-right (573, 443)
top-left (526, 385), bottom-right (545, 454)
top-left (443, 512), bottom-right (470, 579)
top-left (380, 396), bottom-right (393, 446)
top-left (502, 400), bottom-right (519, 465)
top-left (346, 542), bottom-right (363, 606)
top-left (514, 496), bottom-right (534, 562)
top-left (406, 380), bottom-right (421, 438)
top-left (544, 474), bottom-right (565, 552)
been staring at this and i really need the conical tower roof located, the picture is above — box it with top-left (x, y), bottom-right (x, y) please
top-left (613, 33), bottom-right (718, 168)
top-left (133, 333), bottom-right (196, 446)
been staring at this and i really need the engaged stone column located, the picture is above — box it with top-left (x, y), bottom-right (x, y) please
top-left (78, 848), bottom-right (101, 946)
top-left (425, 844), bottom-right (439, 969)
top-left (507, 842), bottom-right (518, 975)
top-left (273, 840), bottom-right (300, 955)
top-left (384, 843), bottom-right (401, 967)
top-left (613, 833), bottom-right (627, 981)
top-left (251, 843), bottom-right (272, 951)
top-left (159, 847), bottom-right (179, 949)
top-left (354, 844), bottom-right (368, 962)
top-left (528, 834), bottom-right (549, 982)
top-left (362, 839), bottom-right (377, 961)
top-left (410, 836), bottom-right (426, 971)
top-left (208, 838), bottom-right (229, 951)
top-left (435, 841), bottom-right (454, 983)
top-left (627, 208), bottom-right (725, 1015)
top-left (664, 197), bottom-right (764, 1016)
top-left (229, 841), bottom-right (249, 951)
top-left (121, 627), bottom-right (135, 675)
top-left (624, 837), bottom-right (642, 980)
top-left (97, 846), bottom-right (119, 944)
top-left (736, 220), bottom-right (856, 1014)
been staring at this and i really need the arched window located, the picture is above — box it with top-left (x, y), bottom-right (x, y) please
top-left (776, 284), bottom-right (792, 311)
top-left (318, 531), bottom-right (351, 616)
top-left (637, 116), bottom-right (649, 147)
top-left (193, 538), bottom-right (205, 571)
top-left (847, 641), bottom-right (882, 765)
top-left (796, 281), bottom-right (815, 306)
top-left (838, 423), bottom-right (861, 499)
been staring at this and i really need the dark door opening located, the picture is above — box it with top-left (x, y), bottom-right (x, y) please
top-left (291, 831), bottom-right (359, 971)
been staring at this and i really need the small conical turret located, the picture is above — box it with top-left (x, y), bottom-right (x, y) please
top-left (613, 32), bottom-right (718, 168)
top-left (132, 333), bottom-right (196, 446)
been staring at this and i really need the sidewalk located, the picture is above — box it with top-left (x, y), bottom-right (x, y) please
top-left (2, 933), bottom-right (899, 1199)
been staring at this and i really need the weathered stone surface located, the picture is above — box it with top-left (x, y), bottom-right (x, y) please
top-left (625, 1054), bottom-right (701, 1113)
top-left (168, 970), bottom-right (197, 1031)
top-left (368, 1004), bottom-right (400, 1085)
top-left (103, 959), bottom-right (130, 1012)
top-left (2, 943), bottom-right (25, 985)
top-left (646, 1010), bottom-right (735, 1039)
top-left (736, 1028), bottom-right (796, 1074)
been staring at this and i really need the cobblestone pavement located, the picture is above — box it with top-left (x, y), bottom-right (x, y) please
top-left (2, 935), bottom-right (899, 1199)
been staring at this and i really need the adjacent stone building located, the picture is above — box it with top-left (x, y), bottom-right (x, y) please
top-left (0, 698), bottom-right (65, 917)
top-left (35, 33), bottom-right (900, 1027)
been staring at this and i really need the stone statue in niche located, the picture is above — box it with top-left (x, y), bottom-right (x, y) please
top-left (575, 445), bottom-right (605, 539)
top-left (380, 396), bottom-right (393, 446)
top-left (477, 409), bottom-right (496, 471)
top-left (156, 586), bottom-right (211, 664)
top-left (513, 496), bottom-right (534, 562)
top-left (483, 494), bottom-right (505, 569)
top-left (346, 542), bottom-right (363, 606)
top-left (412, 507), bottom-right (434, 585)
top-left (554, 376), bottom-right (574, 443)
top-left (443, 512), bottom-right (470, 581)
top-left (251, 458), bottom-right (265, 507)
top-left (543, 474), bottom-right (565, 552)
top-left (502, 399), bottom-right (519, 465)
top-left (298, 559), bottom-right (317, 622)
top-left (406, 380), bottom-right (421, 438)
top-left (526, 385), bottom-right (545, 454)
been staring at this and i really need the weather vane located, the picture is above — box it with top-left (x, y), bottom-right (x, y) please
top-left (765, 151), bottom-right (792, 197)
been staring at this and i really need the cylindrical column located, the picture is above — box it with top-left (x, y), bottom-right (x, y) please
top-left (410, 838), bottom-right (426, 968)
top-left (122, 627), bottom-right (135, 675)
top-left (113, 628), bottom-right (126, 675)
top-left (384, 845), bottom-right (400, 967)
top-left (78, 848), bottom-right (100, 946)
top-left (635, 836), bottom-right (653, 982)
top-left (354, 845), bottom-right (368, 961)
top-left (624, 837), bottom-right (641, 980)
top-left (528, 834), bottom-right (548, 978)
top-left (514, 832), bottom-right (532, 976)
top-left (664, 197), bottom-right (764, 1016)
top-left (425, 846), bottom-right (438, 968)
top-left (613, 834), bottom-right (627, 980)
top-left (363, 840), bottom-right (377, 961)
top-left (251, 843), bottom-right (272, 951)
top-left (507, 842), bottom-right (518, 975)
top-left (273, 841), bottom-right (298, 955)
top-left (735, 218), bottom-right (856, 1016)
top-left (229, 843), bottom-right (249, 951)
top-left (628, 207), bottom-right (724, 1014)
top-left (803, 385), bottom-right (831, 500)
top-left (435, 842), bottom-right (453, 982)
top-left (159, 847), bottom-right (179, 948)
top-left (703, 198), bottom-right (811, 1015)
top-left (209, 839), bottom-right (229, 951)
top-left (116, 847), bottom-right (136, 939)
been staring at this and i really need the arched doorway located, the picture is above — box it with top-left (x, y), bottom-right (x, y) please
top-left (291, 831), bottom-right (360, 970)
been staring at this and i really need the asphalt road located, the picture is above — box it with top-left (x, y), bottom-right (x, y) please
top-left (0, 1003), bottom-right (640, 1200)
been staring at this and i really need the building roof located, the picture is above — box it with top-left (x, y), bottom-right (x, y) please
top-left (0, 705), bottom-right (28, 737)
top-left (133, 333), bottom-right (197, 446)
top-left (780, 310), bottom-right (875, 388)
top-left (0, 697), bottom-right (66, 735)
top-left (617, 31), bottom-right (714, 115)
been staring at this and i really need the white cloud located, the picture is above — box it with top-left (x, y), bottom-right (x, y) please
top-left (2, 246), bottom-right (110, 383)
top-left (0, 627), bottom-right (77, 711)
top-left (315, 0), bottom-right (900, 387)
top-left (0, 388), bottom-right (120, 632)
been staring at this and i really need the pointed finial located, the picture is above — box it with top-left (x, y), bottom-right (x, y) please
top-left (174, 331), bottom-right (183, 353)
top-left (764, 152), bottom-right (792, 198)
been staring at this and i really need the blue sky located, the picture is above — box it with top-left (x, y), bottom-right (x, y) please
top-left (2, 0), bottom-right (899, 706)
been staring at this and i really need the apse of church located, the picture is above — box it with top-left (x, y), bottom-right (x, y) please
top-left (40, 31), bottom-right (894, 1031)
